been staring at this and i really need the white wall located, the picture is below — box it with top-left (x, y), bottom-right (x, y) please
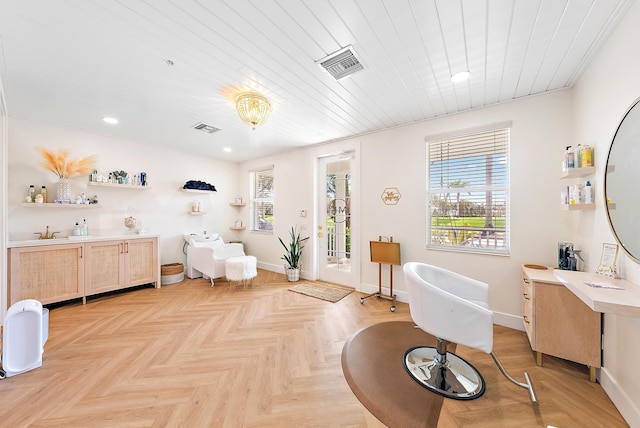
top-left (239, 90), bottom-right (573, 329)
top-left (571, 1), bottom-right (640, 425)
top-left (7, 118), bottom-right (241, 266)
top-left (0, 68), bottom-right (7, 322)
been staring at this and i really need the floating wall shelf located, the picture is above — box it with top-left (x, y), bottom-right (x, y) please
top-left (21, 203), bottom-right (101, 209)
top-left (89, 182), bottom-right (152, 190)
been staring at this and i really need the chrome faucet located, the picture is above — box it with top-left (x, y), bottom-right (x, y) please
top-left (35, 225), bottom-right (59, 240)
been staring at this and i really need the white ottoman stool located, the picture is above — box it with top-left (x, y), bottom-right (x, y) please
top-left (225, 255), bottom-right (257, 288)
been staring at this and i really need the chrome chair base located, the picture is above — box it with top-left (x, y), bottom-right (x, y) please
top-left (404, 346), bottom-right (485, 400)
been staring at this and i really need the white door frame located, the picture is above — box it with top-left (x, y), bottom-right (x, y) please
top-left (314, 151), bottom-right (360, 288)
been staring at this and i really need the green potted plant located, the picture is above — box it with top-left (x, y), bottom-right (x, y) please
top-left (278, 226), bottom-right (310, 282)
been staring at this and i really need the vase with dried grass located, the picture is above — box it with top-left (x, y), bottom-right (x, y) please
top-left (38, 148), bottom-right (95, 202)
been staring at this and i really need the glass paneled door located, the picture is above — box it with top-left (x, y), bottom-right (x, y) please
top-left (317, 154), bottom-right (357, 286)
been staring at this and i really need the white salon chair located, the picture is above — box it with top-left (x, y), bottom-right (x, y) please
top-left (402, 262), bottom-right (537, 402)
top-left (185, 234), bottom-right (245, 286)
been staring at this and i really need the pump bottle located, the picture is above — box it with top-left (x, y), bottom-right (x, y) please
top-left (584, 181), bottom-right (593, 204)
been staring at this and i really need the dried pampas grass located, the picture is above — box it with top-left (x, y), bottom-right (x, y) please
top-left (38, 148), bottom-right (96, 178)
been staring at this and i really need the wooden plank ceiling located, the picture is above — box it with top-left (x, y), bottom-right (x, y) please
top-left (0, 0), bottom-right (631, 162)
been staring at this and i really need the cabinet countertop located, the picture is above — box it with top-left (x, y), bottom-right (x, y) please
top-left (522, 265), bottom-right (640, 318)
top-left (8, 233), bottom-right (160, 248)
top-left (553, 270), bottom-right (640, 318)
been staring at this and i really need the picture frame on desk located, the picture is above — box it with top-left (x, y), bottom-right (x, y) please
top-left (596, 243), bottom-right (619, 278)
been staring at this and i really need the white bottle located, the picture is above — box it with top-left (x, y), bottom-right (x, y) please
top-left (82, 218), bottom-right (89, 236)
top-left (566, 146), bottom-right (575, 169)
top-left (571, 184), bottom-right (582, 204)
top-left (584, 181), bottom-right (593, 204)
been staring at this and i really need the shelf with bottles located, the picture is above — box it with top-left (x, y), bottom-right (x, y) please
top-left (89, 181), bottom-right (152, 190)
top-left (21, 202), bottom-right (101, 208)
top-left (560, 166), bottom-right (595, 179)
top-left (230, 197), bottom-right (245, 207)
top-left (230, 220), bottom-right (245, 230)
top-left (561, 179), bottom-right (594, 210)
top-left (560, 203), bottom-right (595, 211)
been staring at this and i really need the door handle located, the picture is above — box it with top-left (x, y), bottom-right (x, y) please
top-left (318, 232), bottom-right (323, 238)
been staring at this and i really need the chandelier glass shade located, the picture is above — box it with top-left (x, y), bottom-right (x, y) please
top-left (236, 92), bottom-right (272, 129)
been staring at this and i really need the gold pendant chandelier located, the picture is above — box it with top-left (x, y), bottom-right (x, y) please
top-left (236, 92), bottom-right (272, 129)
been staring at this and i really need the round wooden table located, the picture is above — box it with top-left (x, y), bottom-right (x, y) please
top-left (341, 321), bottom-right (453, 427)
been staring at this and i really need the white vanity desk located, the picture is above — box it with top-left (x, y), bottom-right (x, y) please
top-left (553, 270), bottom-right (640, 318)
top-left (521, 266), bottom-right (640, 383)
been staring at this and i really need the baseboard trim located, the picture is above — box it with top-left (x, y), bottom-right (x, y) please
top-left (493, 311), bottom-right (525, 331)
top-left (257, 262), bottom-right (310, 280)
top-left (599, 366), bottom-right (640, 427)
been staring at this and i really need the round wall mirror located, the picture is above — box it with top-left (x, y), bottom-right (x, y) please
top-left (605, 96), bottom-right (640, 262)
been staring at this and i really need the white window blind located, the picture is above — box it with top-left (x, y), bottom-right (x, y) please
top-left (427, 127), bottom-right (510, 254)
top-left (251, 168), bottom-right (274, 232)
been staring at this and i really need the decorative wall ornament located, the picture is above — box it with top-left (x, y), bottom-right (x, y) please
top-left (381, 187), bottom-right (401, 205)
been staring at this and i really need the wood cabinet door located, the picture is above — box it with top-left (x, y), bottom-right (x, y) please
top-left (84, 241), bottom-right (125, 296)
top-left (9, 244), bottom-right (84, 305)
top-left (534, 281), bottom-right (601, 367)
top-left (124, 238), bottom-right (158, 287)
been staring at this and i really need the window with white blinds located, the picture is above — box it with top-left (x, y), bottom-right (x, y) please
top-left (426, 126), bottom-right (510, 254)
top-left (250, 167), bottom-right (274, 232)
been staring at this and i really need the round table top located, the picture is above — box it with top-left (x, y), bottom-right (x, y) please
top-left (341, 321), bottom-right (449, 427)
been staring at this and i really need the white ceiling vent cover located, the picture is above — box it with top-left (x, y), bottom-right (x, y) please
top-left (317, 45), bottom-right (364, 80)
top-left (192, 122), bottom-right (220, 133)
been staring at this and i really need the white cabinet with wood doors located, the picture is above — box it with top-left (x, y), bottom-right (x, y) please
top-left (8, 236), bottom-right (159, 306)
top-left (521, 265), bottom-right (601, 382)
top-left (8, 243), bottom-right (84, 305)
top-left (84, 238), bottom-right (157, 300)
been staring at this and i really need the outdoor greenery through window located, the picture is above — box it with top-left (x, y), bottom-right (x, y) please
top-left (426, 125), bottom-right (510, 254)
top-left (251, 167), bottom-right (274, 232)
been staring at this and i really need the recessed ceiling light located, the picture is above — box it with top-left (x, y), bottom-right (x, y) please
top-left (451, 71), bottom-right (470, 83)
top-left (103, 117), bottom-right (118, 124)
top-left (223, 147), bottom-right (232, 152)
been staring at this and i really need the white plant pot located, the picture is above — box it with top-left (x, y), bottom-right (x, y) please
top-left (285, 266), bottom-right (300, 282)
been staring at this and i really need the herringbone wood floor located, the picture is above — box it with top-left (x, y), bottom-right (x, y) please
top-left (0, 270), bottom-right (627, 427)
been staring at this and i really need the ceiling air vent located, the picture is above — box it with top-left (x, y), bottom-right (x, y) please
top-left (192, 122), bottom-right (220, 133)
top-left (317, 45), bottom-right (364, 80)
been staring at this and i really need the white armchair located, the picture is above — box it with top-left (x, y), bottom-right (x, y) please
top-left (402, 262), bottom-right (537, 402)
top-left (185, 234), bottom-right (245, 286)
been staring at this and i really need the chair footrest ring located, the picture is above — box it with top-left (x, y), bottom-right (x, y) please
top-left (404, 346), bottom-right (486, 400)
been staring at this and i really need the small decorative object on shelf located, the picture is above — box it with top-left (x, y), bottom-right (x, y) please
top-left (124, 207), bottom-right (138, 233)
top-left (235, 197), bottom-right (243, 204)
top-left (595, 243), bottom-right (620, 278)
top-left (191, 201), bottom-right (203, 214)
top-left (38, 148), bottom-right (95, 203)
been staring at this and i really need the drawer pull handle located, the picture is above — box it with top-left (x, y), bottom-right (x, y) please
top-left (523, 315), bottom-right (530, 324)
top-left (523, 293), bottom-right (530, 300)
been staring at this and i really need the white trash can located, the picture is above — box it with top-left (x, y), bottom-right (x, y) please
top-left (2, 299), bottom-right (44, 378)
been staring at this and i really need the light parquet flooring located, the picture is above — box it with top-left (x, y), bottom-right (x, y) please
top-left (0, 269), bottom-right (628, 427)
